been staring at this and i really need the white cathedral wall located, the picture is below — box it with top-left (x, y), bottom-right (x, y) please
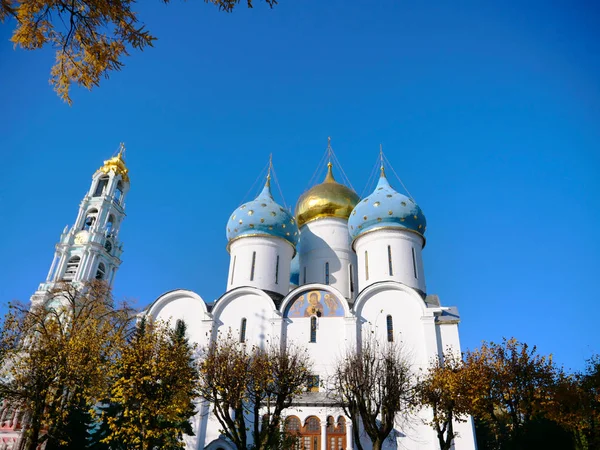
top-left (298, 218), bottom-right (357, 299)
top-left (354, 229), bottom-right (426, 293)
top-left (227, 237), bottom-right (294, 296)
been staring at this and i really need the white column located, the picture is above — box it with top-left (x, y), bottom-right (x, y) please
top-left (54, 252), bottom-right (68, 281)
top-left (346, 420), bottom-right (353, 450)
top-left (320, 420), bottom-right (327, 450)
top-left (46, 253), bottom-right (58, 281)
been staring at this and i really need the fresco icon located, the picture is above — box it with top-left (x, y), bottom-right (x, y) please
top-left (286, 289), bottom-right (344, 318)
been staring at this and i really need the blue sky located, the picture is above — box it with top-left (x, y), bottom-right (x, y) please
top-left (1, 0), bottom-right (598, 371)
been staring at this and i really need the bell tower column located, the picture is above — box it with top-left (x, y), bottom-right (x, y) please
top-left (31, 144), bottom-right (131, 305)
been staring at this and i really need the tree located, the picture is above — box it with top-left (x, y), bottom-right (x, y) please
top-left (330, 336), bottom-right (415, 450)
top-left (98, 318), bottom-right (199, 450)
top-left (0, 280), bottom-right (134, 450)
top-left (550, 355), bottom-right (600, 450)
top-left (0, 0), bottom-right (277, 105)
top-left (416, 350), bottom-right (471, 450)
top-left (463, 337), bottom-right (560, 450)
top-left (197, 333), bottom-right (312, 450)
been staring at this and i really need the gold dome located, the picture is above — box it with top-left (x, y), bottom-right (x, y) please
top-left (99, 144), bottom-right (129, 183)
top-left (295, 162), bottom-right (359, 228)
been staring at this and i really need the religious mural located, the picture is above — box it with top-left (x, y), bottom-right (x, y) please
top-left (285, 290), bottom-right (345, 318)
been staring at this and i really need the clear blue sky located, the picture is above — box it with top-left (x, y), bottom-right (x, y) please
top-left (1, 1), bottom-right (598, 371)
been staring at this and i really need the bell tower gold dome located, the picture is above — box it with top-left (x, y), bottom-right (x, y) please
top-left (295, 162), bottom-right (359, 228)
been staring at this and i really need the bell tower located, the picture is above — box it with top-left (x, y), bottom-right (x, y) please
top-left (31, 144), bottom-right (130, 305)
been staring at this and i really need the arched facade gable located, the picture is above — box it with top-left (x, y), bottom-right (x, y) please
top-left (204, 438), bottom-right (235, 450)
top-left (146, 289), bottom-right (209, 321)
top-left (353, 281), bottom-right (427, 317)
top-left (281, 283), bottom-right (351, 318)
top-left (210, 286), bottom-right (279, 321)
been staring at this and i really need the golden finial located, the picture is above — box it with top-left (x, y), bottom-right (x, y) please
top-left (99, 142), bottom-right (130, 182)
top-left (325, 160), bottom-right (335, 183)
top-left (118, 142), bottom-right (126, 158)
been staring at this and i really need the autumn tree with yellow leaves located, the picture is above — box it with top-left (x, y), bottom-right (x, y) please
top-left (416, 350), bottom-right (471, 450)
top-left (198, 333), bottom-right (312, 450)
top-left (0, 0), bottom-right (277, 104)
top-left (97, 317), bottom-right (199, 450)
top-left (0, 280), bottom-right (134, 450)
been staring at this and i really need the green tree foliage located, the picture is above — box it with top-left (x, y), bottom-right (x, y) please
top-left (0, 0), bottom-right (277, 104)
top-left (197, 333), bottom-right (312, 450)
top-left (416, 350), bottom-right (471, 450)
top-left (0, 280), bottom-right (134, 450)
top-left (98, 318), bottom-right (199, 450)
top-left (330, 336), bottom-right (415, 450)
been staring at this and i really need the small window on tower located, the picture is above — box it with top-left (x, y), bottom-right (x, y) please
top-left (96, 263), bottom-right (106, 280)
top-left (365, 251), bottom-right (369, 281)
top-left (83, 209), bottom-right (98, 231)
top-left (240, 318), bottom-right (247, 343)
top-left (230, 255), bottom-right (236, 285)
top-left (275, 255), bottom-right (279, 284)
top-left (106, 215), bottom-right (115, 236)
top-left (250, 252), bottom-right (256, 281)
top-left (412, 247), bottom-right (418, 279)
top-left (63, 256), bottom-right (80, 281)
top-left (325, 262), bottom-right (330, 285)
top-left (386, 315), bottom-right (394, 342)
top-left (93, 176), bottom-right (109, 197)
top-left (388, 245), bottom-right (393, 276)
top-left (349, 264), bottom-right (354, 294)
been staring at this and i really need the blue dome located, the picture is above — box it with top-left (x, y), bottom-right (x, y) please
top-left (348, 171), bottom-right (426, 241)
top-left (226, 181), bottom-right (299, 249)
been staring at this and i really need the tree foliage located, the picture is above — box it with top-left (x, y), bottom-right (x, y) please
top-left (0, 280), bottom-right (134, 450)
top-left (197, 333), bottom-right (312, 450)
top-left (98, 317), bottom-right (199, 450)
top-left (463, 337), bottom-right (560, 450)
top-left (330, 336), bottom-right (415, 450)
top-left (416, 350), bottom-right (471, 450)
top-left (550, 355), bottom-right (600, 450)
top-left (0, 0), bottom-right (277, 104)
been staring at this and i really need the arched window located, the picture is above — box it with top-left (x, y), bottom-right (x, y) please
top-left (386, 315), bottom-right (394, 342)
top-left (250, 252), bottom-right (256, 281)
top-left (240, 318), bottom-right (247, 343)
top-left (93, 176), bottom-right (109, 197)
top-left (310, 316), bottom-right (317, 343)
top-left (106, 215), bottom-right (115, 236)
top-left (96, 263), bottom-right (106, 280)
top-left (83, 209), bottom-right (98, 231)
top-left (325, 262), bottom-right (330, 285)
top-left (114, 181), bottom-right (124, 204)
top-left (63, 256), bottom-right (80, 281)
top-left (365, 251), bottom-right (369, 280)
top-left (388, 245), bottom-right (393, 276)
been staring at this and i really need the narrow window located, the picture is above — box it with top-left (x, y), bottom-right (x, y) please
top-left (275, 255), bottom-right (279, 284)
top-left (93, 176), bottom-right (108, 197)
top-left (106, 215), bottom-right (115, 236)
top-left (82, 209), bottom-right (98, 231)
top-left (240, 318), bottom-right (247, 343)
top-left (230, 255), bottom-right (236, 284)
top-left (95, 263), bottom-right (106, 280)
top-left (310, 316), bottom-right (317, 343)
top-left (412, 247), bottom-right (418, 279)
top-left (303, 266), bottom-right (307, 284)
top-left (349, 264), bottom-right (354, 294)
top-left (388, 245), bottom-right (393, 276)
top-left (325, 262), bottom-right (330, 285)
top-left (386, 315), bottom-right (394, 342)
top-left (365, 251), bottom-right (369, 281)
top-left (250, 251), bottom-right (256, 281)
top-left (63, 256), bottom-right (80, 281)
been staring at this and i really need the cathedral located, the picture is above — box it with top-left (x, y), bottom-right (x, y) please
top-left (6, 144), bottom-right (477, 450)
